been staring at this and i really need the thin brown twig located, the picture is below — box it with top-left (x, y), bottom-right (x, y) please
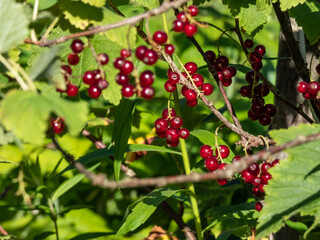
top-left (24, 0), bottom-right (191, 47)
top-left (234, 19), bottom-right (314, 124)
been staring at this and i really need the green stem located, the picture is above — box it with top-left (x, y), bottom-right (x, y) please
top-left (48, 198), bottom-right (59, 240)
top-left (173, 91), bottom-right (203, 240)
top-left (160, 3), bottom-right (170, 43)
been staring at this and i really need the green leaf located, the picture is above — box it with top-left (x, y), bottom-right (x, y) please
top-left (192, 0), bottom-right (211, 5)
top-left (28, 46), bottom-right (66, 90)
top-left (81, 0), bottom-right (106, 8)
top-left (117, 188), bottom-right (181, 235)
top-left (59, 0), bottom-right (103, 30)
top-left (285, 220), bottom-right (308, 233)
top-left (280, 0), bottom-right (306, 11)
top-left (256, 124), bottom-right (320, 238)
top-left (51, 163), bottom-right (100, 202)
top-left (33, 231), bottom-right (55, 240)
top-left (289, 1), bottom-right (320, 45)
top-left (69, 232), bottom-right (113, 240)
top-left (0, 91), bottom-right (88, 145)
top-left (27, 0), bottom-right (57, 10)
top-left (112, 99), bottom-right (135, 181)
top-left (190, 129), bottom-right (235, 164)
top-left (0, 0), bottom-right (29, 53)
top-left (131, 0), bottom-right (157, 10)
top-left (256, 0), bottom-right (270, 10)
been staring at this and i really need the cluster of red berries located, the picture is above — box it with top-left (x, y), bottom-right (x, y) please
top-left (239, 70), bottom-right (276, 126)
top-left (297, 64), bottom-right (320, 99)
top-left (245, 39), bottom-right (266, 71)
top-left (152, 31), bottom-right (175, 55)
top-left (50, 117), bottom-right (64, 134)
top-left (236, 157), bottom-right (279, 212)
top-left (172, 6), bottom-right (199, 37)
top-left (173, 62), bottom-right (214, 107)
top-left (154, 108), bottom-right (190, 147)
top-left (59, 39), bottom-right (109, 99)
top-left (200, 144), bottom-right (231, 185)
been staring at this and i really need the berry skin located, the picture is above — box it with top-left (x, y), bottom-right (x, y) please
top-left (252, 186), bottom-right (261, 198)
top-left (141, 86), bottom-right (155, 99)
top-left (67, 53), bottom-right (80, 65)
top-left (167, 140), bottom-right (179, 147)
top-left (205, 50), bottom-right (216, 63)
top-left (232, 155), bottom-right (242, 162)
top-left (88, 85), bottom-right (102, 98)
top-left (248, 163), bottom-right (260, 175)
top-left (121, 84), bottom-right (135, 98)
top-left (165, 127), bottom-right (180, 142)
top-left (264, 104), bottom-right (277, 117)
top-left (251, 62), bottom-right (263, 71)
top-left (271, 159), bottom-right (280, 166)
top-left (121, 49), bottom-right (131, 58)
top-left (177, 12), bottom-right (187, 22)
top-left (246, 70), bottom-right (259, 84)
top-left (217, 179), bottom-right (228, 186)
top-left (115, 73), bottom-right (130, 86)
top-left (303, 92), bottom-right (317, 99)
top-left (316, 63), bottom-right (320, 75)
top-left (201, 83), bottom-right (214, 95)
top-left (120, 60), bottom-right (134, 75)
top-left (241, 169), bottom-right (253, 184)
top-left (156, 131), bottom-right (166, 138)
top-left (188, 5), bottom-right (199, 16)
top-left (71, 39), bottom-right (84, 53)
top-left (250, 52), bottom-right (262, 63)
top-left (308, 81), bottom-right (320, 95)
top-left (153, 31), bottom-right (168, 45)
top-left (252, 176), bottom-right (261, 186)
top-left (168, 72), bottom-right (180, 84)
top-left (229, 66), bottom-right (237, 77)
top-left (248, 109), bottom-right (259, 121)
top-left (164, 81), bottom-right (177, 92)
top-left (184, 62), bottom-right (198, 75)
top-left (143, 49), bottom-right (158, 65)
top-left (185, 89), bottom-right (197, 101)
top-left (205, 156), bottom-right (219, 171)
top-left (255, 45), bottom-right (266, 56)
top-left (83, 71), bottom-right (95, 85)
top-left (255, 202), bottom-right (263, 212)
top-left (66, 84), bottom-right (78, 97)
top-left (140, 70), bottom-right (154, 87)
top-left (171, 116), bottom-right (183, 128)
top-left (181, 85), bottom-right (189, 96)
top-left (155, 118), bottom-right (169, 132)
top-left (164, 44), bottom-right (175, 55)
top-left (216, 56), bottom-right (229, 69)
top-left (244, 39), bottom-right (254, 48)
top-left (240, 85), bottom-right (252, 98)
top-left (261, 172), bottom-right (272, 184)
top-left (97, 53), bottom-right (109, 65)
top-left (97, 79), bottom-right (108, 90)
top-left (261, 162), bottom-right (271, 173)
top-left (258, 183), bottom-right (266, 193)
top-left (251, 102), bottom-right (264, 115)
top-left (259, 115), bottom-right (271, 126)
top-left (51, 118), bottom-right (64, 134)
top-left (200, 145), bottom-right (213, 158)
top-left (135, 46), bottom-right (148, 60)
top-left (61, 65), bottom-right (72, 75)
top-left (191, 74), bottom-right (204, 87)
top-left (221, 78), bottom-right (232, 87)
top-left (114, 57), bottom-right (125, 69)
top-left (215, 145), bottom-right (230, 159)
top-left (297, 81), bottom-right (309, 94)
top-left (222, 67), bottom-right (233, 79)
top-left (162, 108), bottom-right (176, 120)
top-left (184, 24), bottom-right (197, 37)
top-left (254, 83), bottom-right (269, 97)
top-left (187, 99), bottom-right (198, 107)
top-left (172, 19), bottom-right (185, 32)
top-left (179, 128), bottom-right (190, 139)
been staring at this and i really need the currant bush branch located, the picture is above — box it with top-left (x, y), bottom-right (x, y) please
top-left (234, 19), bottom-right (314, 124)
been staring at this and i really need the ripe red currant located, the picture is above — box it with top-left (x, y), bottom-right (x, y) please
top-left (121, 49), bottom-right (131, 58)
top-left (251, 62), bottom-right (263, 71)
top-left (297, 81), bottom-right (309, 94)
top-left (51, 118), bottom-right (64, 134)
top-left (61, 65), bottom-right (72, 75)
top-left (191, 74), bottom-right (204, 87)
top-left (164, 81), bottom-right (177, 92)
top-left (141, 86), bottom-right (155, 99)
top-left (215, 145), bottom-right (230, 159)
top-left (168, 72), bottom-right (180, 84)
top-left (165, 127), bottom-right (180, 142)
top-left (201, 83), bottom-right (213, 95)
top-left (200, 145), bottom-right (213, 158)
top-left (115, 73), bottom-right (130, 86)
top-left (120, 60), bottom-right (134, 75)
top-left (255, 202), bottom-right (263, 212)
top-left (244, 39), bottom-right (254, 48)
top-left (164, 44), bottom-right (175, 55)
top-left (255, 45), bottom-right (266, 56)
top-left (71, 39), bottom-right (84, 53)
top-left (172, 19), bottom-right (185, 32)
top-left (135, 46), bottom-right (148, 60)
top-left (97, 79), bottom-right (108, 90)
top-left (162, 108), bottom-right (176, 119)
top-left (184, 24), bottom-right (197, 37)
top-left (114, 57), bottom-right (125, 69)
top-left (97, 53), bottom-right (109, 65)
top-left (68, 53), bottom-right (80, 65)
top-left (205, 156), bottom-right (219, 171)
top-left (184, 62), bottom-right (198, 75)
top-left (153, 31), bottom-right (168, 45)
top-left (241, 170), bottom-right (253, 184)
top-left (88, 85), bottom-right (102, 98)
top-left (66, 84), bottom-right (78, 97)
top-left (121, 84), bottom-right (135, 98)
top-left (188, 5), bottom-right (199, 16)
top-left (155, 118), bottom-right (169, 132)
top-left (179, 128), bottom-right (189, 139)
top-left (170, 116), bottom-right (183, 128)
top-left (185, 89), bottom-right (197, 101)
top-left (205, 50), bottom-right (216, 63)
top-left (308, 81), bottom-right (320, 95)
top-left (187, 99), bottom-right (198, 107)
top-left (83, 71), bottom-right (95, 85)
top-left (140, 70), bottom-right (154, 87)
top-left (143, 49), bottom-right (158, 65)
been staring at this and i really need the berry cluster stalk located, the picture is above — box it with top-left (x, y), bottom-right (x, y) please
top-left (173, 91), bottom-right (203, 240)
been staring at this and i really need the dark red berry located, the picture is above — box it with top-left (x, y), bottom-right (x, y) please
top-left (303, 92), bottom-right (317, 99)
top-left (177, 12), bottom-right (187, 22)
top-left (153, 31), bottom-right (168, 45)
top-left (51, 118), bottom-right (64, 134)
top-left (221, 78), bottom-right (232, 87)
top-left (244, 39), bottom-right (254, 48)
top-left (97, 79), bottom-right (108, 90)
top-left (172, 19), bottom-right (185, 32)
top-left (250, 52), bottom-right (262, 63)
top-left (168, 72), bottom-right (180, 84)
top-left (255, 45), bottom-right (266, 56)
top-left (156, 131), bottom-right (166, 138)
top-left (121, 49), bottom-right (131, 58)
top-left (205, 50), bottom-right (216, 63)
top-left (259, 115), bottom-right (271, 126)
top-left (164, 81), bottom-right (177, 92)
top-left (120, 60), bottom-right (134, 75)
top-left (98, 53), bottom-right (109, 65)
top-left (252, 186), bottom-right (261, 197)
top-left (155, 118), bottom-right (169, 132)
top-left (67, 53), bottom-right (80, 65)
top-left (140, 70), bottom-right (154, 87)
top-left (205, 156), bottom-right (219, 171)
top-left (141, 86), bottom-right (155, 99)
top-left (254, 83), bottom-right (269, 97)
top-left (115, 73), bottom-right (130, 86)
top-left (252, 176), bottom-right (261, 186)
top-left (184, 24), bottom-right (197, 37)
top-left (70, 39), bottom-right (84, 53)
top-left (255, 202), bottom-right (263, 212)
top-left (264, 104), bottom-right (277, 117)
top-left (88, 85), bottom-right (102, 98)
top-left (222, 67), bottom-right (233, 79)
top-left (216, 56), bottom-right (229, 69)
top-left (164, 44), bottom-right (175, 55)
top-left (316, 63), bottom-right (320, 75)
top-left (83, 71), bottom-right (95, 85)
top-left (185, 62), bottom-right (198, 75)
top-left (114, 57), bottom-right (125, 69)
top-left (271, 159), bottom-right (280, 166)
top-left (297, 81), bottom-right (309, 94)
top-left (165, 127), bottom-right (180, 142)
top-left (179, 128), bottom-right (189, 139)
top-left (201, 83), bottom-right (213, 95)
top-left (66, 84), bottom-right (78, 97)
top-left (258, 183), bottom-right (266, 193)
top-left (200, 145), bottom-right (213, 158)
top-left (215, 145), bottom-right (230, 159)
top-left (251, 102), bottom-right (264, 115)
top-left (232, 155), bottom-right (242, 162)
top-left (121, 84), bottom-right (135, 98)
top-left (217, 179), bottom-right (228, 186)
top-left (252, 96), bottom-right (265, 105)
top-left (240, 85), bottom-right (252, 98)
top-left (248, 163), bottom-right (260, 175)
top-left (93, 69), bottom-right (103, 82)
top-left (261, 172), bottom-right (272, 184)
top-left (188, 5), bottom-right (198, 16)
top-left (308, 81), bottom-right (320, 95)
top-left (261, 162), bottom-right (271, 173)
top-left (251, 62), bottom-right (263, 71)
top-left (248, 109), bottom-right (259, 121)
top-left (241, 169), bottom-right (253, 184)
top-left (171, 116), bottom-right (183, 128)
top-left (135, 46), bottom-right (148, 60)
top-left (162, 108), bottom-right (176, 120)
top-left (229, 66), bottom-right (237, 77)
top-left (246, 70), bottom-right (259, 84)
top-left (187, 99), bottom-right (198, 107)
top-left (61, 65), bottom-right (72, 75)
top-left (191, 74), bottom-right (204, 87)
top-left (185, 89), bottom-right (197, 101)
top-left (167, 140), bottom-right (179, 147)
top-left (143, 49), bottom-right (158, 65)
top-left (181, 85), bottom-right (189, 96)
